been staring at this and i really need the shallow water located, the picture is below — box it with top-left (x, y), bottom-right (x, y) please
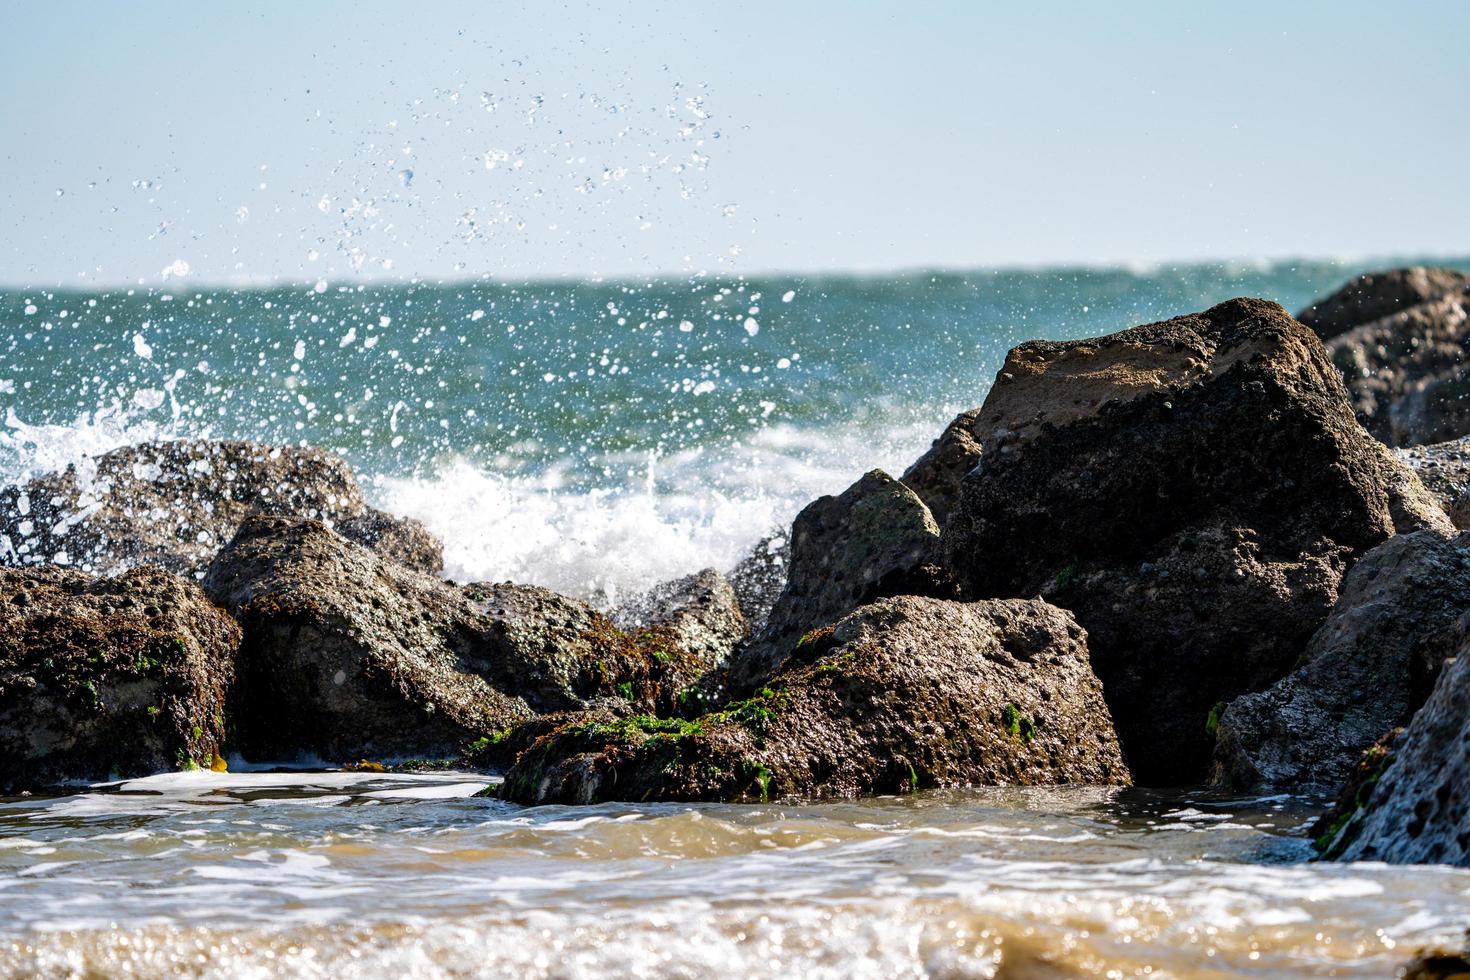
top-left (0, 771), bottom-right (1463, 977)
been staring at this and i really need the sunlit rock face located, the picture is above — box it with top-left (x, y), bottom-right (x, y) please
top-left (499, 595), bottom-right (1129, 806)
top-left (943, 297), bottom-right (1450, 784)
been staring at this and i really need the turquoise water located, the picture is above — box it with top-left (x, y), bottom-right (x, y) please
top-left (2, 259), bottom-right (1466, 600)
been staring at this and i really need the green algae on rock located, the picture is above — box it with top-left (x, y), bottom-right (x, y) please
top-left (498, 595), bottom-right (1129, 805)
top-left (0, 565), bottom-right (239, 791)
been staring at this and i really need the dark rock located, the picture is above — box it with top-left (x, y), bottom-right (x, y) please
top-left (611, 568), bottom-right (748, 668)
top-left (730, 470), bottom-right (953, 691)
top-left (203, 516), bottom-right (725, 762)
top-left (1214, 531), bottom-right (1470, 791)
top-left (1320, 625), bottom-right (1470, 865)
top-left (943, 297), bottom-right (1450, 783)
top-left (1399, 436), bottom-right (1470, 528)
top-left (1324, 289), bottom-right (1470, 445)
top-left (499, 596), bottom-right (1129, 805)
top-left (724, 531), bottom-right (789, 635)
top-left (0, 565), bottom-right (239, 791)
top-left (1296, 266), bottom-right (1469, 340)
top-left (0, 439), bottom-right (442, 577)
top-left (899, 408), bottom-right (984, 528)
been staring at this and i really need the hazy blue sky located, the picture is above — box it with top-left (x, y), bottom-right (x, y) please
top-left (2, 1), bottom-right (1466, 286)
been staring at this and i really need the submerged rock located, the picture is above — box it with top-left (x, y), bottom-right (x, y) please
top-left (1322, 289), bottom-right (1470, 445)
top-left (1399, 436), bottom-right (1470, 528)
top-left (730, 470), bottom-right (953, 691)
top-left (944, 297), bottom-right (1449, 783)
top-left (1319, 628), bottom-right (1470, 866)
top-left (0, 439), bottom-right (442, 578)
top-left (1213, 531), bottom-right (1470, 791)
top-left (899, 408), bottom-right (984, 528)
top-left (1296, 266), bottom-right (1470, 340)
top-left (204, 516), bottom-right (730, 762)
top-left (0, 565), bottom-right (239, 791)
top-left (499, 596), bottom-right (1129, 805)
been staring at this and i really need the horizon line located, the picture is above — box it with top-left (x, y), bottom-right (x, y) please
top-left (3, 250), bottom-right (1468, 295)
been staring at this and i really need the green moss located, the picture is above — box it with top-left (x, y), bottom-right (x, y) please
top-left (650, 649), bottom-right (671, 664)
top-left (1205, 701), bottom-right (1227, 739)
top-left (467, 736), bottom-right (491, 755)
top-left (907, 762), bottom-right (920, 794)
top-left (190, 724), bottom-right (203, 741)
top-left (676, 685), bottom-right (711, 714)
top-left (1001, 702), bottom-right (1036, 743)
top-left (742, 759), bottom-right (773, 802)
top-left (1055, 563), bottom-right (1077, 592)
top-left (710, 687), bottom-right (788, 739)
top-left (616, 680), bottom-right (635, 700)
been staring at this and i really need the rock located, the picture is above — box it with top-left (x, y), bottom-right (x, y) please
top-left (203, 516), bottom-right (722, 762)
top-left (1296, 266), bottom-right (1470, 340)
top-left (944, 297), bottom-right (1450, 783)
top-left (500, 596), bottom-right (1129, 805)
top-left (724, 531), bottom-right (789, 635)
top-left (1213, 531), bottom-right (1470, 791)
top-left (899, 408), bottom-right (984, 527)
top-left (730, 470), bottom-right (953, 691)
top-left (611, 568), bottom-right (748, 669)
top-left (1319, 627), bottom-right (1470, 866)
top-left (1322, 290), bottom-right (1470, 445)
top-left (1399, 436), bottom-right (1470, 528)
top-left (0, 565), bottom-right (239, 791)
top-left (0, 439), bottom-right (442, 577)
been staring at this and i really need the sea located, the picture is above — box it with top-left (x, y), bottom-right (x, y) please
top-left (1, 259), bottom-right (1468, 976)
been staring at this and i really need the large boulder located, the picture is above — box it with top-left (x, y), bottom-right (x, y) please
top-left (0, 565), bottom-right (239, 791)
top-left (729, 470), bottom-right (951, 691)
top-left (1399, 436), bottom-right (1470, 528)
top-left (1296, 266), bottom-right (1469, 340)
top-left (899, 408), bottom-right (984, 528)
top-left (500, 596), bottom-right (1129, 805)
top-left (0, 439), bottom-right (442, 577)
top-left (944, 297), bottom-right (1450, 783)
top-left (1318, 626), bottom-right (1470, 866)
top-left (203, 516), bottom-right (728, 762)
top-left (1322, 289), bottom-right (1470, 445)
top-left (1213, 530), bottom-right (1470, 791)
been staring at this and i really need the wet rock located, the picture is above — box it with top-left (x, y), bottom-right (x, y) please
top-left (1296, 266), bottom-right (1469, 340)
top-left (0, 439), bottom-right (442, 577)
top-left (1213, 531), bottom-right (1470, 791)
top-left (944, 298), bottom-right (1450, 783)
top-left (1319, 627), bottom-right (1470, 866)
top-left (499, 596), bottom-right (1129, 805)
top-left (1322, 289), bottom-right (1470, 445)
top-left (1399, 436), bottom-right (1470, 528)
top-left (724, 531), bottom-right (789, 635)
top-left (203, 516), bottom-right (722, 762)
top-left (899, 408), bottom-right (984, 528)
top-left (730, 470), bottom-right (953, 691)
top-left (611, 568), bottom-right (748, 669)
top-left (0, 565), bottom-right (239, 791)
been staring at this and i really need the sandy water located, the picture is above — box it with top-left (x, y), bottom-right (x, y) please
top-left (0, 771), bottom-right (1465, 977)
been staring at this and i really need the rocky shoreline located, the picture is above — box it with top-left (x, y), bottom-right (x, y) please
top-left (3, 268), bottom-right (1469, 870)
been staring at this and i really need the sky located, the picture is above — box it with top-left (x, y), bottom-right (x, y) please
top-left (1, 1), bottom-right (1467, 287)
